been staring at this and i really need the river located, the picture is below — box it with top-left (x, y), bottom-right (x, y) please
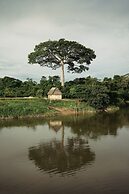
top-left (0, 109), bottom-right (129, 194)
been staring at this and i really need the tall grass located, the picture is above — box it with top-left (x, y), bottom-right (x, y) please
top-left (0, 98), bottom-right (52, 118)
top-left (0, 98), bottom-right (94, 118)
top-left (50, 99), bottom-right (95, 111)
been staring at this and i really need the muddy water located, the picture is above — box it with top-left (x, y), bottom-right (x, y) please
top-left (0, 109), bottom-right (129, 194)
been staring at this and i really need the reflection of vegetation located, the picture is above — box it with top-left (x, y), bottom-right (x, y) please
top-left (50, 108), bottom-right (129, 139)
top-left (0, 118), bottom-right (46, 130)
top-left (1, 109), bottom-right (129, 139)
top-left (29, 137), bottom-right (95, 176)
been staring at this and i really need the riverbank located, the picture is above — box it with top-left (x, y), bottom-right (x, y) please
top-left (0, 98), bottom-right (118, 120)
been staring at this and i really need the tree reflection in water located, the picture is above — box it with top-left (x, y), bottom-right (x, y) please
top-left (29, 121), bottom-right (95, 176)
top-left (28, 109), bottom-right (129, 175)
top-left (29, 138), bottom-right (95, 176)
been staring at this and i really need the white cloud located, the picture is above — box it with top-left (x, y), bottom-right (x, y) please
top-left (0, 0), bottom-right (129, 81)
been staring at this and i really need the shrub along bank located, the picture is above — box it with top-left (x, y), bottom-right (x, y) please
top-left (1, 74), bottom-right (128, 118)
top-left (0, 98), bottom-right (95, 119)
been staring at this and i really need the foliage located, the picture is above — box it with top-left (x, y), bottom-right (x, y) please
top-left (0, 99), bottom-right (92, 118)
top-left (28, 39), bottom-right (96, 86)
top-left (0, 99), bottom-right (52, 118)
top-left (88, 93), bottom-right (110, 110)
top-left (28, 38), bottom-right (96, 72)
top-left (0, 74), bottom-right (129, 111)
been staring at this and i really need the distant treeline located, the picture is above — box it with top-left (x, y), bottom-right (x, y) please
top-left (0, 75), bottom-right (129, 110)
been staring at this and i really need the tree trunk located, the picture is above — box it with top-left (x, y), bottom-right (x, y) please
top-left (61, 123), bottom-right (64, 148)
top-left (61, 61), bottom-right (65, 87)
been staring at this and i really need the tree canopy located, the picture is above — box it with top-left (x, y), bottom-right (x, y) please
top-left (28, 39), bottom-right (96, 86)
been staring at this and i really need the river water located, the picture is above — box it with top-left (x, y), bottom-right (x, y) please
top-left (0, 109), bottom-right (129, 194)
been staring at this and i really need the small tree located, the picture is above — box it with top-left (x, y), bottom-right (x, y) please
top-left (88, 84), bottom-right (110, 111)
top-left (28, 39), bottom-right (96, 87)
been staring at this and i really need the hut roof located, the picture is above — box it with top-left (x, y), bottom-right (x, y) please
top-left (48, 87), bottom-right (62, 95)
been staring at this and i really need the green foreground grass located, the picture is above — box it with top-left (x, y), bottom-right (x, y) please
top-left (0, 98), bottom-right (95, 119)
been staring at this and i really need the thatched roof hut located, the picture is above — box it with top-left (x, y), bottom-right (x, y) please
top-left (48, 87), bottom-right (62, 100)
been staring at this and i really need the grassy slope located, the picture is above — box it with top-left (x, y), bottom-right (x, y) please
top-left (0, 98), bottom-right (51, 118)
top-left (0, 98), bottom-right (94, 118)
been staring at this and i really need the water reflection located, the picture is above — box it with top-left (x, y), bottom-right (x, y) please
top-left (29, 137), bottom-right (95, 176)
top-left (0, 117), bottom-right (46, 130)
top-left (54, 109), bottom-right (129, 139)
top-left (48, 120), bottom-right (63, 133)
top-left (1, 109), bottom-right (129, 193)
top-left (1, 109), bottom-right (129, 137)
top-left (28, 109), bottom-right (129, 176)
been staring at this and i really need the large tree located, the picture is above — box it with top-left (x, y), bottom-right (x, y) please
top-left (28, 39), bottom-right (96, 87)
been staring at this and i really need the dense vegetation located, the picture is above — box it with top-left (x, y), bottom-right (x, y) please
top-left (0, 74), bottom-right (129, 111)
top-left (0, 99), bottom-right (51, 118)
top-left (0, 98), bottom-right (93, 118)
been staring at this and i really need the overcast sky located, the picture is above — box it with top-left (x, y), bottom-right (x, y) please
top-left (0, 0), bottom-right (129, 82)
